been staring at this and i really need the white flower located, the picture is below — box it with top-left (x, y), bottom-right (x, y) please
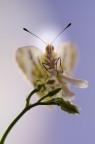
top-left (59, 73), bottom-right (88, 100)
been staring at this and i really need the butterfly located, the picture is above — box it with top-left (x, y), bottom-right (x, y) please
top-left (16, 23), bottom-right (88, 100)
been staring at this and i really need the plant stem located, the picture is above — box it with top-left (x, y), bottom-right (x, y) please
top-left (0, 87), bottom-right (40, 144)
top-left (0, 100), bottom-right (56, 144)
top-left (0, 102), bottom-right (39, 144)
top-left (26, 88), bottom-right (38, 107)
top-left (0, 85), bottom-right (59, 144)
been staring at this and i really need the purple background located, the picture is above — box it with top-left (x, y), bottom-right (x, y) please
top-left (0, 0), bottom-right (94, 144)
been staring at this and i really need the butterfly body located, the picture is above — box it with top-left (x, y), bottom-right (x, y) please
top-left (42, 44), bottom-right (60, 75)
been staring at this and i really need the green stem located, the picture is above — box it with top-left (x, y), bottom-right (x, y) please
top-left (26, 88), bottom-right (38, 107)
top-left (0, 85), bottom-right (59, 144)
top-left (0, 100), bottom-right (56, 144)
top-left (0, 102), bottom-right (39, 144)
top-left (38, 94), bottom-right (49, 102)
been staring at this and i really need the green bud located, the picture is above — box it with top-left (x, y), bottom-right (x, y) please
top-left (61, 100), bottom-right (80, 114)
top-left (53, 98), bottom-right (63, 105)
top-left (47, 88), bottom-right (62, 96)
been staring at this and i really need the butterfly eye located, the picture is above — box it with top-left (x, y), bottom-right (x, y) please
top-left (46, 45), bottom-right (49, 52)
top-left (52, 46), bottom-right (54, 51)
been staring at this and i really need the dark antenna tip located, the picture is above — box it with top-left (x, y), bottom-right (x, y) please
top-left (68, 23), bottom-right (71, 26)
top-left (23, 28), bottom-right (28, 32)
top-left (65, 23), bottom-right (71, 29)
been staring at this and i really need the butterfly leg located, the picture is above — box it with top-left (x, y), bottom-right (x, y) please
top-left (42, 63), bottom-right (52, 80)
top-left (42, 62), bottom-right (51, 73)
top-left (54, 57), bottom-right (63, 73)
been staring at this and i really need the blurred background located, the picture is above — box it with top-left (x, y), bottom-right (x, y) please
top-left (0, 0), bottom-right (94, 144)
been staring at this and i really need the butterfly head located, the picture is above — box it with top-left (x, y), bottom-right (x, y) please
top-left (46, 44), bottom-right (54, 54)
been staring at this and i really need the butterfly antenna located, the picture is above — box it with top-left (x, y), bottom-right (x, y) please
top-left (23, 28), bottom-right (47, 45)
top-left (51, 23), bottom-right (71, 44)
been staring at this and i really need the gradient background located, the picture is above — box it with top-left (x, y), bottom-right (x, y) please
top-left (0, 0), bottom-right (94, 144)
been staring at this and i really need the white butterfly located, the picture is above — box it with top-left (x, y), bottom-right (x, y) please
top-left (16, 23), bottom-right (88, 100)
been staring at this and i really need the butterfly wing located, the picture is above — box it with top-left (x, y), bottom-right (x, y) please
top-left (16, 46), bottom-right (47, 87)
top-left (57, 42), bottom-right (77, 75)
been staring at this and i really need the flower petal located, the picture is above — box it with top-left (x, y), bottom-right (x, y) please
top-left (62, 74), bottom-right (88, 88)
top-left (60, 81), bottom-right (75, 100)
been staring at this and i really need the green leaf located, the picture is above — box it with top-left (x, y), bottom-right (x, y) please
top-left (61, 100), bottom-right (80, 114)
top-left (53, 98), bottom-right (63, 105)
top-left (47, 88), bottom-right (62, 96)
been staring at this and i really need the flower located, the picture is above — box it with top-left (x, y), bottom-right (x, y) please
top-left (60, 73), bottom-right (88, 100)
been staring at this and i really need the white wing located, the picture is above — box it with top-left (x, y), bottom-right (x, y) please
top-left (57, 42), bottom-right (77, 75)
top-left (16, 46), bottom-right (47, 87)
